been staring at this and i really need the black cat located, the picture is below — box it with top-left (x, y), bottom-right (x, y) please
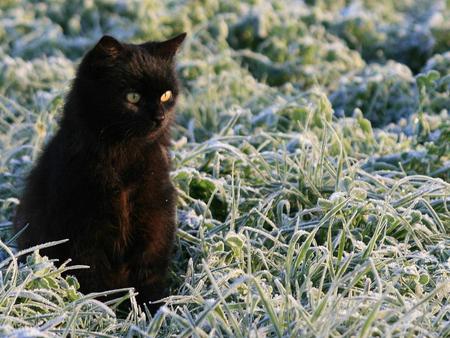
top-left (14, 33), bottom-right (186, 313)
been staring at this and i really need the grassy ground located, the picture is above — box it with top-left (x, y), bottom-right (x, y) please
top-left (0, 0), bottom-right (449, 337)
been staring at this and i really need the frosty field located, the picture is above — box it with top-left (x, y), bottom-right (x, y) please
top-left (0, 0), bottom-right (449, 337)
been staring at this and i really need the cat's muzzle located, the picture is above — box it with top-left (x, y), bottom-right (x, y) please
top-left (149, 114), bottom-right (165, 130)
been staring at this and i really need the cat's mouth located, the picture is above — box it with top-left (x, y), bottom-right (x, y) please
top-left (147, 115), bottom-right (166, 134)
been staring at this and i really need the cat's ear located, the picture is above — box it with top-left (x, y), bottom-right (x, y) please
top-left (142, 33), bottom-right (187, 59)
top-left (92, 35), bottom-right (123, 59)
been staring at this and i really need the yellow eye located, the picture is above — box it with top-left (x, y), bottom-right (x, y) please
top-left (126, 92), bottom-right (141, 104)
top-left (160, 90), bottom-right (172, 103)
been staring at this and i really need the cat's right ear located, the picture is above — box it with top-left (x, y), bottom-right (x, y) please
top-left (141, 33), bottom-right (187, 59)
top-left (91, 35), bottom-right (123, 60)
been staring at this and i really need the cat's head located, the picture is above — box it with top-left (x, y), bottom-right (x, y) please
top-left (71, 33), bottom-right (186, 142)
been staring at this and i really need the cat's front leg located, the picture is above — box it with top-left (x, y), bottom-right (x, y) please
top-left (130, 257), bottom-right (170, 314)
top-left (128, 197), bottom-right (176, 312)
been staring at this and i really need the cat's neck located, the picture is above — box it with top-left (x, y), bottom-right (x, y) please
top-left (61, 119), bottom-right (171, 157)
top-left (56, 117), bottom-right (171, 189)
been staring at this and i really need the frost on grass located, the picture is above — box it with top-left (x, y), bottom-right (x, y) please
top-left (330, 61), bottom-right (420, 127)
top-left (1, 0), bottom-right (449, 337)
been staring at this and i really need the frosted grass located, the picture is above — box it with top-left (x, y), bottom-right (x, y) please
top-left (1, 0), bottom-right (449, 337)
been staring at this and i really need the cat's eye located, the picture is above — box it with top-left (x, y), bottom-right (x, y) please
top-left (126, 92), bottom-right (141, 104)
top-left (160, 90), bottom-right (172, 103)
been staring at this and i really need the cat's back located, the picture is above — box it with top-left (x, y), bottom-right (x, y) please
top-left (14, 128), bottom-right (97, 251)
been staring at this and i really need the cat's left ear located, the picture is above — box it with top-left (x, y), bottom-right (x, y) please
top-left (142, 33), bottom-right (187, 59)
top-left (92, 35), bottom-right (123, 58)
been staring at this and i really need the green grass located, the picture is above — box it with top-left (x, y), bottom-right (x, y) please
top-left (1, 0), bottom-right (449, 337)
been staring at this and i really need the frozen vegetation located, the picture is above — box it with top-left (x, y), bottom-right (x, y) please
top-left (0, 0), bottom-right (449, 337)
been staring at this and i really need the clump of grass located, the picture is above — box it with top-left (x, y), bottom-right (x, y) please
top-left (330, 61), bottom-right (418, 127)
top-left (0, 239), bottom-right (150, 337)
top-left (1, 0), bottom-right (449, 337)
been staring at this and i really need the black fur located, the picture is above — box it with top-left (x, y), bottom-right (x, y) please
top-left (14, 33), bottom-right (186, 313)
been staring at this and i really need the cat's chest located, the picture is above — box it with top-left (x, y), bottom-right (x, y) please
top-left (106, 145), bottom-right (173, 253)
top-left (111, 172), bottom-right (168, 208)
top-left (102, 142), bottom-right (170, 187)
top-left (111, 143), bottom-right (172, 207)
